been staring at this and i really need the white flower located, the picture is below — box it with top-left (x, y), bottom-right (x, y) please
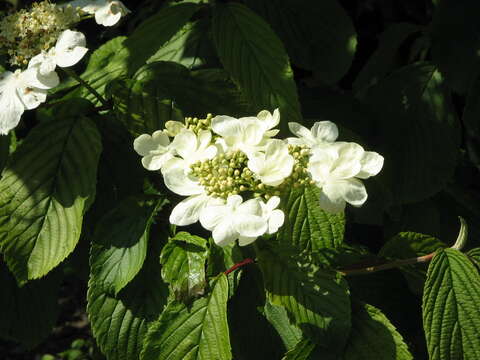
top-left (70, 0), bottom-right (130, 26)
top-left (161, 129), bottom-right (218, 226)
top-left (247, 139), bottom-right (294, 186)
top-left (133, 130), bottom-right (174, 171)
top-left (308, 142), bottom-right (384, 213)
top-left (200, 195), bottom-right (268, 247)
top-left (28, 29), bottom-right (88, 79)
top-left (212, 111), bottom-right (279, 155)
top-left (287, 121), bottom-right (338, 148)
top-left (0, 70), bottom-right (48, 135)
top-left (259, 196), bottom-right (285, 235)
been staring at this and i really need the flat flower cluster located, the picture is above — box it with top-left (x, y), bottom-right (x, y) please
top-left (134, 110), bottom-right (384, 247)
top-left (0, 0), bottom-right (129, 135)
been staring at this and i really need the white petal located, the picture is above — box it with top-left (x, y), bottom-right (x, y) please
top-left (95, 4), bottom-right (122, 26)
top-left (288, 122), bottom-right (312, 139)
top-left (211, 115), bottom-right (243, 137)
top-left (356, 151), bottom-right (384, 179)
top-left (0, 74), bottom-right (24, 134)
top-left (165, 121), bottom-right (185, 137)
top-left (267, 209), bottom-right (285, 234)
top-left (169, 194), bottom-right (211, 226)
top-left (28, 53), bottom-right (57, 76)
top-left (238, 235), bottom-right (258, 246)
top-left (170, 130), bottom-right (197, 159)
top-left (162, 158), bottom-right (203, 196)
top-left (234, 215), bottom-right (267, 237)
top-left (330, 142), bottom-right (364, 179)
top-left (318, 185), bottom-right (346, 213)
top-left (55, 30), bottom-right (88, 67)
top-left (311, 121), bottom-right (339, 142)
top-left (16, 86), bottom-right (47, 110)
top-left (199, 202), bottom-right (228, 231)
top-left (142, 152), bottom-right (174, 171)
top-left (321, 178), bottom-right (367, 211)
top-left (212, 220), bottom-right (239, 247)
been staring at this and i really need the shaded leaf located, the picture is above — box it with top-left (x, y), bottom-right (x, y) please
top-left (282, 338), bottom-right (315, 360)
top-left (264, 301), bottom-right (302, 350)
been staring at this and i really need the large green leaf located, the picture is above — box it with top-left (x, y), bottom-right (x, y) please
top-left (364, 62), bottom-right (460, 204)
top-left (109, 61), bottom-right (253, 137)
top-left (243, 0), bottom-right (356, 84)
top-left (264, 301), bottom-right (302, 350)
top-left (277, 185), bottom-right (345, 252)
top-left (380, 232), bottom-right (446, 260)
top-left (353, 23), bottom-right (421, 94)
top-left (258, 248), bottom-right (351, 354)
top-left (0, 116), bottom-right (101, 282)
top-left (212, 2), bottom-right (302, 129)
top-left (90, 196), bottom-right (165, 296)
top-left (423, 249), bottom-right (480, 360)
top-left (88, 229), bottom-right (169, 360)
top-left (70, 3), bottom-right (200, 104)
top-left (160, 231), bottom-right (208, 301)
top-left (344, 302), bottom-right (412, 360)
top-left (431, 0), bottom-right (480, 93)
top-left (282, 339), bottom-right (315, 360)
top-left (0, 262), bottom-right (61, 347)
top-left (141, 275), bottom-right (232, 360)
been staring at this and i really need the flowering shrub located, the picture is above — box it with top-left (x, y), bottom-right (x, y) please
top-left (0, 1), bottom-right (479, 359)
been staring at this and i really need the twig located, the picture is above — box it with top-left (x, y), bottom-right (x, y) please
top-left (224, 258), bottom-right (255, 275)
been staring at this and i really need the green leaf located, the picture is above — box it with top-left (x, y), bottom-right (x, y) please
top-left (423, 248), bottom-right (480, 360)
top-left (243, 0), bottom-right (357, 84)
top-left (212, 2), bottom-right (302, 130)
top-left (109, 61), bottom-right (253, 137)
top-left (90, 196), bottom-right (165, 296)
top-left (0, 133), bottom-right (10, 174)
top-left (344, 302), bottom-right (413, 360)
top-left (264, 301), bottom-right (302, 350)
top-left (277, 185), bottom-right (345, 252)
top-left (258, 248), bottom-right (351, 354)
top-left (467, 247), bottom-right (480, 269)
top-left (0, 115), bottom-right (101, 282)
top-left (353, 23), bottom-right (421, 94)
top-left (88, 230), bottom-right (169, 360)
top-left (282, 338), bottom-right (315, 360)
top-left (160, 231), bottom-right (208, 301)
top-left (431, 0), bottom-right (480, 93)
top-left (70, 3), bottom-right (200, 104)
top-left (364, 62), bottom-right (460, 204)
top-left (380, 232), bottom-right (446, 260)
top-left (147, 19), bottom-right (219, 70)
top-left (0, 262), bottom-right (61, 347)
top-left (141, 274), bottom-right (232, 360)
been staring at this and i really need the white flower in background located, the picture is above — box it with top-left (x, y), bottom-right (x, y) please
top-left (287, 121), bottom-right (338, 148)
top-left (256, 108), bottom-right (280, 137)
top-left (308, 142), bottom-right (384, 213)
top-left (212, 112), bottom-right (278, 155)
top-left (133, 130), bottom-right (174, 171)
top-left (247, 139), bottom-right (294, 186)
top-left (70, 0), bottom-right (130, 27)
top-left (0, 70), bottom-right (49, 135)
top-left (28, 29), bottom-right (88, 85)
top-left (200, 195), bottom-right (268, 247)
top-left (161, 129), bottom-right (218, 226)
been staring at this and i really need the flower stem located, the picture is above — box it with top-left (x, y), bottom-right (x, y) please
top-left (61, 67), bottom-right (109, 108)
top-left (224, 258), bottom-right (255, 275)
top-left (338, 252), bottom-right (436, 276)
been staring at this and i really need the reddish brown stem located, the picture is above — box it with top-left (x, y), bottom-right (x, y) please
top-left (224, 258), bottom-right (255, 275)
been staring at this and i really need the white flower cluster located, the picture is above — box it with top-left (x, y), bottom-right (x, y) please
top-left (134, 110), bottom-right (384, 247)
top-left (0, 0), bottom-right (130, 135)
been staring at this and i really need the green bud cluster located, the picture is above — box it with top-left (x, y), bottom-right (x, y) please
top-left (0, 1), bottom-right (80, 66)
top-left (184, 113), bottom-right (213, 134)
top-left (280, 144), bottom-right (315, 189)
top-left (190, 150), bottom-right (280, 200)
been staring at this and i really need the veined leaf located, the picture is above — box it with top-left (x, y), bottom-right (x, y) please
top-left (365, 62), bottom-right (460, 204)
top-left (277, 185), bottom-right (345, 252)
top-left (282, 338), bottom-right (315, 360)
top-left (141, 275), bottom-right (232, 360)
top-left (244, 0), bottom-right (357, 84)
top-left (160, 231), bottom-right (208, 301)
top-left (212, 2), bottom-right (302, 131)
top-left (109, 61), bottom-right (253, 137)
top-left (264, 301), bottom-right (302, 350)
top-left (344, 302), bottom-right (413, 360)
top-left (88, 230), bottom-right (169, 360)
top-left (0, 116), bottom-right (101, 282)
top-left (0, 262), bottom-right (61, 347)
top-left (258, 248), bottom-right (351, 354)
top-left (90, 196), bottom-right (166, 296)
top-left (423, 249), bottom-right (480, 360)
